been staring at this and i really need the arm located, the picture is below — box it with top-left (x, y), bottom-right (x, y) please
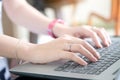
top-left (0, 35), bottom-right (31, 59)
top-left (3, 0), bottom-right (111, 47)
top-left (1, 0), bottom-right (112, 65)
top-left (3, 0), bottom-right (64, 34)
top-left (0, 34), bottom-right (101, 65)
top-left (3, 0), bottom-right (50, 34)
top-left (3, 0), bottom-right (70, 38)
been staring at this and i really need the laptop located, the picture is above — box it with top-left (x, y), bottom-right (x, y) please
top-left (10, 37), bottom-right (120, 80)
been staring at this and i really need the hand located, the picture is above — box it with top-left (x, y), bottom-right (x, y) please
top-left (54, 25), bottom-right (111, 48)
top-left (23, 35), bottom-right (100, 66)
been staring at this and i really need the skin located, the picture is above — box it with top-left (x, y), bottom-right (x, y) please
top-left (0, 0), bottom-right (111, 66)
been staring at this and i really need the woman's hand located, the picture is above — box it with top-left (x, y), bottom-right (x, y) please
top-left (53, 25), bottom-right (111, 48)
top-left (23, 35), bottom-right (100, 66)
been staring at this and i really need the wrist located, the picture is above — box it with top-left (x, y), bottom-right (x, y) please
top-left (53, 23), bottom-right (73, 37)
top-left (53, 23), bottom-right (67, 37)
top-left (17, 41), bottom-right (35, 62)
top-left (47, 19), bottom-right (64, 38)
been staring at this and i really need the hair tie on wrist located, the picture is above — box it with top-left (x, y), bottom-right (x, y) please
top-left (15, 40), bottom-right (23, 64)
top-left (47, 19), bottom-right (64, 38)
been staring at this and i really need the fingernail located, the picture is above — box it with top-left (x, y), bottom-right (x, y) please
top-left (82, 62), bottom-right (88, 66)
top-left (98, 45), bottom-right (102, 48)
top-left (109, 40), bottom-right (112, 44)
top-left (93, 57), bottom-right (98, 62)
top-left (108, 38), bottom-right (112, 43)
top-left (98, 43), bottom-right (103, 48)
top-left (105, 42), bottom-right (109, 47)
top-left (96, 52), bottom-right (101, 59)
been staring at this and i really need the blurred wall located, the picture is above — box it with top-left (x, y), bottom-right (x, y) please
top-left (2, 7), bottom-right (15, 37)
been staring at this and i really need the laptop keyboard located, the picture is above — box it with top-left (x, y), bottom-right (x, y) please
top-left (54, 40), bottom-right (120, 75)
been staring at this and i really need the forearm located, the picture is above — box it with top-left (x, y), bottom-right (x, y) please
top-left (3, 0), bottom-right (52, 34)
top-left (0, 35), bottom-right (32, 60)
top-left (3, 0), bottom-right (71, 37)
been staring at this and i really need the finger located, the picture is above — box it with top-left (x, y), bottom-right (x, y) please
top-left (63, 37), bottom-right (100, 59)
top-left (82, 41), bottom-right (100, 59)
top-left (90, 31), bottom-right (102, 48)
top-left (94, 28), bottom-right (109, 46)
top-left (102, 28), bottom-right (112, 44)
top-left (63, 52), bottom-right (87, 66)
top-left (70, 44), bottom-right (98, 62)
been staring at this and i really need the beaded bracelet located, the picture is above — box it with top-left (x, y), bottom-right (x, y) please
top-left (47, 19), bottom-right (64, 38)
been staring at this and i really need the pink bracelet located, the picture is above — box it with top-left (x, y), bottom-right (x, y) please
top-left (48, 19), bottom-right (64, 38)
